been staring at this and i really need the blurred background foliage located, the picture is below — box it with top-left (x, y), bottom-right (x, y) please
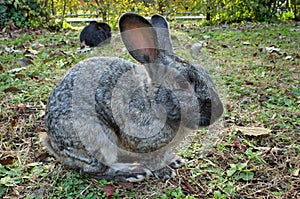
top-left (0, 0), bottom-right (299, 30)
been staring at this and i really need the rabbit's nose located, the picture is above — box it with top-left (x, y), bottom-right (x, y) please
top-left (210, 95), bottom-right (223, 124)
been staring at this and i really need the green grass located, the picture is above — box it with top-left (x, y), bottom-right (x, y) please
top-left (0, 21), bottom-right (299, 198)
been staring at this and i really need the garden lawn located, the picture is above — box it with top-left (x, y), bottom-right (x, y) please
top-left (0, 21), bottom-right (299, 198)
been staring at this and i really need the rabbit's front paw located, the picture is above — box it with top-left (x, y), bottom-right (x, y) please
top-left (106, 163), bottom-right (152, 182)
top-left (121, 172), bottom-right (149, 182)
top-left (152, 166), bottom-right (176, 180)
top-left (87, 170), bottom-right (150, 182)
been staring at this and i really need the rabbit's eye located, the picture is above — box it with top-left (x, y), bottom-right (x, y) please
top-left (178, 81), bottom-right (189, 89)
top-left (175, 76), bottom-right (190, 90)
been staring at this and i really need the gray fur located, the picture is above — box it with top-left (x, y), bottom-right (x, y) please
top-left (42, 13), bottom-right (223, 182)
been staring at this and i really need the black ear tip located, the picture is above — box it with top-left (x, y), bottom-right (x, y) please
top-left (120, 12), bottom-right (137, 18)
top-left (150, 14), bottom-right (168, 26)
top-left (151, 14), bottom-right (164, 21)
top-left (119, 13), bottom-right (142, 23)
top-left (89, 21), bottom-right (98, 25)
top-left (151, 14), bottom-right (163, 19)
top-left (119, 12), bottom-right (152, 32)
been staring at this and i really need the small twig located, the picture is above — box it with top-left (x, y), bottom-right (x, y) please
top-left (80, 183), bottom-right (91, 195)
top-left (182, 176), bottom-right (197, 194)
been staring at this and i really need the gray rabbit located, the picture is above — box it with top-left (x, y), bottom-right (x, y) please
top-left (41, 13), bottom-right (223, 182)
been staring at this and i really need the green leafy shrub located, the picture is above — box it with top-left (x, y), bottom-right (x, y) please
top-left (0, 0), bottom-right (50, 29)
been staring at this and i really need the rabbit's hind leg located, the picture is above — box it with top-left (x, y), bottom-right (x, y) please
top-left (40, 132), bottom-right (108, 174)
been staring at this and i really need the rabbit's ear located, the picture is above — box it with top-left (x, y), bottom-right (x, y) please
top-left (150, 14), bottom-right (173, 55)
top-left (119, 13), bottom-right (158, 64)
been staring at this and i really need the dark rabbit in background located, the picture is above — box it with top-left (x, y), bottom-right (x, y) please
top-left (41, 13), bottom-right (223, 182)
top-left (79, 21), bottom-right (111, 47)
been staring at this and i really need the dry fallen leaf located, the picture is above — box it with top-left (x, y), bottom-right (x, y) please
top-left (77, 47), bottom-right (91, 53)
top-left (233, 136), bottom-right (244, 150)
top-left (8, 67), bottom-right (27, 73)
top-left (0, 156), bottom-right (15, 166)
top-left (5, 46), bottom-right (23, 53)
top-left (30, 75), bottom-right (40, 80)
top-left (32, 43), bottom-right (45, 49)
top-left (35, 152), bottom-right (50, 162)
top-left (14, 74), bottom-right (26, 79)
top-left (100, 185), bottom-right (115, 198)
top-left (242, 41), bottom-right (250, 45)
top-left (265, 46), bottom-right (282, 55)
top-left (15, 104), bottom-right (26, 113)
top-left (116, 181), bottom-right (133, 189)
top-left (26, 49), bottom-right (39, 55)
top-left (11, 116), bottom-right (18, 127)
top-left (245, 80), bottom-right (254, 85)
top-left (18, 58), bottom-right (34, 66)
top-left (236, 126), bottom-right (271, 136)
top-left (285, 55), bottom-right (292, 60)
top-left (4, 86), bottom-right (22, 93)
top-left (292, 168), bottom-right (299, 177)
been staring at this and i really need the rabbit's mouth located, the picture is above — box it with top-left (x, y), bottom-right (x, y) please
top-left (201, 96), bottom-right (223, 127)
top-left (210, 95), bottom-right (224, 124)
top-left (183, 94), bottom-right (223, 129)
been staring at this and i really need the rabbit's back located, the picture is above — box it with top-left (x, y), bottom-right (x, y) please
top-left (45, 57), bottom-right (146, 160)
top-left (45, 63), bottom-right (80, 150)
